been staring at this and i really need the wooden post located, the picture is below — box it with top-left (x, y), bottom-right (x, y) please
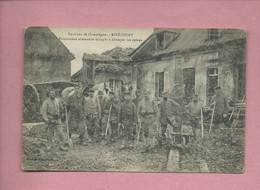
top-left (167, 147), bottom-right (180, 172)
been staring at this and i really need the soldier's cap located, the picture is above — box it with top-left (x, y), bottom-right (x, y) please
top-left (97, 90), bottom-right (104, 95)
top-left (214, 86), bottom-right (221, 90)
top-left (88, 88), bottom-right (94, 92)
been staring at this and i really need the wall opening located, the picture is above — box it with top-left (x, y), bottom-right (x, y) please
top-left (207, 68), bottom-right (218, 104)
top-left (155, 72), bottom-right (164, 97)
top-left (183, 68), bottom-right (195, 102)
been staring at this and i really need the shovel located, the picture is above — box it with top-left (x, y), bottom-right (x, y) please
top-left (200, 108), bottom-right (204, 139)
top-left (65, 107), bottom-right (73, 148)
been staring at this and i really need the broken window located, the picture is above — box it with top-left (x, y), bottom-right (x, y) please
top-left (208, 29), bottom-right (219, 40)
top-left (155, 72), bottom-right (164, 97)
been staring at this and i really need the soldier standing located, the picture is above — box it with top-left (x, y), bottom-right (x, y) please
top-left (118, 91), bottom-right (137, 150)
top-left (132, 90), bottom-right (143, 139)
top-left (170, 83), bottom-right (185, 105)
top-left (159, 91), bottom-right (180, 144)
top-left (210, 86), bottom-right (229, 129)
top-left (103, 91), bottom-right (120, 143)
top-left (97, 90), bottom-right (106, 137)
top-left (186, 94), bottom-right (204, 139)
top-left (41, 90), bottom-right (68, 151)
top-left (138, 90), bottom-right (158, 153)
top-left (66, 84), bottom-right (87, 146)
top-left (85, 88), bottom-right (101, 142)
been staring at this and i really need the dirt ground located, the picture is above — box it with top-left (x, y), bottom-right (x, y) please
top-left (22, 123), bottom-right (244, 173)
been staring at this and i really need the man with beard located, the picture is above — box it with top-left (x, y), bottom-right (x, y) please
top-left (159, 91), bottom-right (180, 145)
top-left (66, 84), bottom-right (87, 146)
top-left (41, 90), bottom-right (68, 151)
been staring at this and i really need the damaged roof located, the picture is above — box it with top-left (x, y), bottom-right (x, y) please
top-left (130, 28), bottom-right (246, 60)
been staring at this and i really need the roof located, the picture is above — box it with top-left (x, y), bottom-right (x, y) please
top-left (131, 28), bottom-right (246, 60)
top-left (83, 47), bottom-right (133, 62)
top-left (24, 27), bottom-right (75, 61)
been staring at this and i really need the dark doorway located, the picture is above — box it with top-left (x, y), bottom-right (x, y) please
top-left (155, 72), bottom-right (164, 97)
top-left (207, 68), bottom-right (218, 104)
top-left (183, 68), bottom-right (195, 102)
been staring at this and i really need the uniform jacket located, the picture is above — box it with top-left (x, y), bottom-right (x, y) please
top-left (159, 99), bottom-right (180, 124)
top-left (103, 96), bottom-right (120, 121)
top-left (85, 96), bottom-right (101, 116)
top-left (211, 94), bottom-right (229, 115)
top-left (41, 98), bottom-right (64, 123)
top-left (119, 101), bottom-right (137, 124)
top-left (138, 98), bottom-right (158, 123)
top-left (67, 93), bottom-right (86, 120)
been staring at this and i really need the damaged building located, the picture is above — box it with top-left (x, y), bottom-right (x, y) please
top-left (72, 47), bottom-right (133, 94)
top-left (130, 28), bottom-right (246, 105)
top-left (23, 27), bottom-right (75, 122)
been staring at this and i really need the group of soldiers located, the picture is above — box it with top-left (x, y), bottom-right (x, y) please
top-left (41, 83), bottom-right (230, 153)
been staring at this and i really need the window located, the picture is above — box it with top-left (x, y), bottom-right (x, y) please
top-left (109, 79), bottom-right (121, 92)
top-left (156, 33), bottom-right (164, 50)
top-left (175, 59), bottom-right (182, 83)
top-left (208, 29), bottom-right (219, 40)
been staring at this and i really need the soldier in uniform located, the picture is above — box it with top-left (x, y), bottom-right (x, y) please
top-left (97, 90), bottom-right (106, 137)
top-left (132, 90), bottom-right (143, 139)
top-left (170, 83), bottom-right (185, 105)
top-left (159, 91), bottom-right (180, 144)
top-left (210, 86), bottom-right (229, 129)
top-left (102, 91), bottom-right (120, 143)
top-left (41, 90), bottom-right (68, 151)
top-left (186, 94), bottom-right (204, 139)
top-left (138, 90), bottom-right (158, 153)
top-left (66, 84), bottom-right (87, 146)
top-left (118, 91), bottom-right (137, 150)
top-left (85, 88), bottom-right (101, 142)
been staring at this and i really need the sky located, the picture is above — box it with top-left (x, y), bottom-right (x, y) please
top-left (50, 27), bottom-right (154, 75)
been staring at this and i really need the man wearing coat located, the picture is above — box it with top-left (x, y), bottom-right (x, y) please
top-left (210, 86), bottom-right (230, 129)
top-left (41, 90), bottom-right (68, 151)
top-left (66, 84), bottom-right (87, 146)
top-left (118, 91), bottom-right (137, 150)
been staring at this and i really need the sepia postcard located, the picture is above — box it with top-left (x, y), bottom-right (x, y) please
top-left (22, 27), bottom-right (246, 173)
